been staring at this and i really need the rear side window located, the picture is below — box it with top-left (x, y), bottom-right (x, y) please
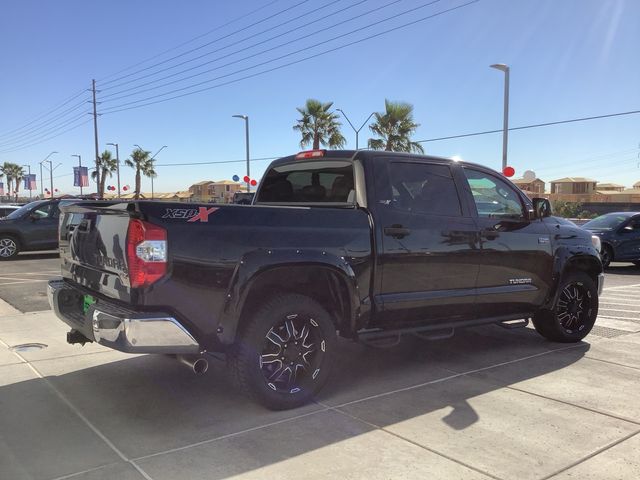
top-left (387, 162), bottom-right (462, 216)
top-left (256, 160), bottom-right (354, 204)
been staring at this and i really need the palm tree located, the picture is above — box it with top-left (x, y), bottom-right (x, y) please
top-left (293, 99), bottom-right (346, 150)
top-left (12, 165), bottom-right (25, 201)
top-left (0, 163), bottom-right (10, 199)
top-left (367, 99), bottom-right (424, 153)
top-left (91, 150), bottom-right (118, 197)
top-left (125, 148), bottom-right (154, 199)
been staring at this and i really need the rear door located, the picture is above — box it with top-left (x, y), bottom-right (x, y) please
top-left (460, 166), bottom-right (554, 316)
top-left (372, 157), bottom-right (479, 326)
top-left (616, 215), bottom-right (640, 260)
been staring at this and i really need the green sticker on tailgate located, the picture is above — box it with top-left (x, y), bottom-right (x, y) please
top-left (82, 295), bottom-right (96, 314)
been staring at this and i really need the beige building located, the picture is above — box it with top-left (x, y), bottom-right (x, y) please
top-left (188, 180), bottom-right (244, 203)
top-left (550, 177), bottom-right (598, 194)
top-left (512, 178), bottom-right (546, 195)
top-left (596, 183), bottom-right (625, 193)
top-left (634, 181), bottom-right (640, 189)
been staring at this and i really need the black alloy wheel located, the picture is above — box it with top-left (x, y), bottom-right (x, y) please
top-left (229, 293), bottom-right (336, 410)
top-left (259, 314), bottom-right (325, 394)
top-left (556, 282), bottom-right (592, 334)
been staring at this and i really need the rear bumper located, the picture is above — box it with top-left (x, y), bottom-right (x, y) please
top-left (48, 280), bottom-right (200, 354)
top-left (597, 273), bottom-right (605, 296)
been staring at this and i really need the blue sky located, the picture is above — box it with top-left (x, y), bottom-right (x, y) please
top-left (1, 0), bottom-right (639, 195)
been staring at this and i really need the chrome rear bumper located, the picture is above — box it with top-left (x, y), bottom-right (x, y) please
top-left (48, 279), bottom-right (200, 354)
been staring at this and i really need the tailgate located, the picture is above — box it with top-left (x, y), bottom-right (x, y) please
top-left (59, 202), bottom-right (134, 302)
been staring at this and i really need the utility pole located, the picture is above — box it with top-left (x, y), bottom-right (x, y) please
top-left (106, 143), bottom-right (120, 198)
top-left (91, 79), bottom-right (101, 198)
top-left (72, 154), bottom-right (83, 195)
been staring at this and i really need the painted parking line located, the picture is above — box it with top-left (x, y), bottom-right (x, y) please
top-left (598, 315), bottom-right (640, 322)
top-left (0, 279), bottom-right (50, 286)
top-left (598, 307), bottom-right (640, 314)
top-left (603, 284), bottom-right (640, 291)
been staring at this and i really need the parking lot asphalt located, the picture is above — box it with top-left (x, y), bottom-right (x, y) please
top-left (0, 256), bottom-right (639, 480)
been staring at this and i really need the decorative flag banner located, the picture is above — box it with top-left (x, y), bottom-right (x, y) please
top-left (0, 182), bottom-right (4, 196)
top-left (73, 166), bottom-right (89, 187)
top-left (23, 174), bottom-right (37, 190)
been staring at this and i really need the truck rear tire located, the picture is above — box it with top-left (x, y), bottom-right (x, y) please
top-left (228, 293), bottom-right (336, 410)
top-left (0, 235), bottom-right (20, 260)
top-left (532, 271), bottom-right (598, 343)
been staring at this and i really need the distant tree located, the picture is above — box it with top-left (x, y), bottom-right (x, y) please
top-left (91, 150), bottom-right (118, 197)
top-left (12, 164), bottom-right (24, 200)
top-left (125, 148), bottom-right (155, 199)
top-left (368, 99), bottom-right (424, 153)
top-left (293, 99), bottom-right (346, 150)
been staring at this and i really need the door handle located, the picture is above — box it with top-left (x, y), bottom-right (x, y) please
top-left (384, 225), bottom-right (410, 238)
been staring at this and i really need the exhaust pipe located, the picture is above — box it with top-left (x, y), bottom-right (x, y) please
top-left (176, 354), bottom-right (209, 375)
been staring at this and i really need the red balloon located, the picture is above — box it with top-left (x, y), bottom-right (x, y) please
top-left (243, 175), bottom-right (250, 183)
top-left (502, 166), bottom-right (515, 177)
top-left (55, 189), bottom-right (59, 192)
top-left (250, 179), bottom-right (257, 186)
top-left (123, 186), bottom-right (129, 191)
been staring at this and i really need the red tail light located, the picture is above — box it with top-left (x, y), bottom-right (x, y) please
top-left (126, 219), bottom-right (167, 288)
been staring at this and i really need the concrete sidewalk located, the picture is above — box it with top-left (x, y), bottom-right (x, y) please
top-left (1, 298), bottom-right (639, 480)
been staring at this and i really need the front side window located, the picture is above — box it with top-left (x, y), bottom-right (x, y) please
top-left (256, 160), bottom-right (354, 204)
top-left (387, 162), bottom-right (462, 216)
top-left (464, 168), bottom-right (524, 219)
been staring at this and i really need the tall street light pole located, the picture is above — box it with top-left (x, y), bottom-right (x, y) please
top-left (72, 154), bottom-right (83, 196)
top-left (106, 143), bottom-right (120, 198)
top-left (232, 115), bottom-right (250, 192)
top-left (490, 63), bottom-right (510, 171)
top-left (40, 151), bottom-right (57, 197)
top-left (336, 109), bottom-right (375, 150)
top-left (21, 164), bottom-right (32, 199)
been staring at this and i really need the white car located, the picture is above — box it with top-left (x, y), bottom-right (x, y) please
top-left (0, 205), bottom-right (22, 218)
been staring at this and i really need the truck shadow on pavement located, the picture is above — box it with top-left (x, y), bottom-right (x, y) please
top-left (2, 325), bottom-right (591, 479)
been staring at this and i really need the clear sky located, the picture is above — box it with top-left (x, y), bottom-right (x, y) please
top-left (1, 0), bottom-right (639, 195)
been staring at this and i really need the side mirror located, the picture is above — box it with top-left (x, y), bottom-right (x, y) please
top-left (532, 198), bottom-right (552, 219)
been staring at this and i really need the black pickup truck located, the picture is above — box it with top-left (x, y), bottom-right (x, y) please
top-left (49, 150), bottom-right (604, 409)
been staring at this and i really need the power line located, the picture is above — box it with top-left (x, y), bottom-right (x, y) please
top-left (0, 112), bottom-right (89, 150)
top-left (0, 88), bottom-right (87, 140)
top-left (0, 99), bottom-right (89, 146)
top-left (0, 118), bottom-right (92, 155)
top-left (100, 0), bottom-right (478, 114)
top-left (101, 0), bottom-right (440, 105)
top-left (155, 156), bottom-right (279, 167)
top-left (100, 0), bottom-right (397, 102)
top-left (99, 0), bottom-right (312, 87)
top-left (97, 0), bottom-right (281, 83)
top-left (416, 109), bottom-right (640, 143)
top-left (100, 0), bottom-right (362, 96)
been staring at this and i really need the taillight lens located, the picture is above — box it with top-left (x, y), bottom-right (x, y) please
top-left (126, 219), bottom-right (167, 288)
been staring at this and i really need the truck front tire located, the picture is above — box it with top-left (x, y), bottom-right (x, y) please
top-left (533, 271), bottom-right (598, 343)
top-left (228, 293), bottom-right (336, 410)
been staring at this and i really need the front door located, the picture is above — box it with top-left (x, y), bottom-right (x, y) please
top-left (461, 167), bottom-right (554, 317)
top-left (616, 216), bottom-right (640, 260)
top-left (27, 202), bottom-right (60, 249)
top-left (373, 158), bottom-right (479, 327)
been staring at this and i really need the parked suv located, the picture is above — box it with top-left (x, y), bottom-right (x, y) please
top-left (49, 150), bottom-right (604, 409)
top-left (0, 199), bottom-right (61, 259)
top-left (583, 212), bottom-right (640, 268)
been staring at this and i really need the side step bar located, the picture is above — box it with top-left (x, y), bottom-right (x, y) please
top-left (357, 314), bottom-right (532, 347)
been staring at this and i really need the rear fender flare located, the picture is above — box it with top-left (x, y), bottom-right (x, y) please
top-left (217, 249), bottom-right (359, 344)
